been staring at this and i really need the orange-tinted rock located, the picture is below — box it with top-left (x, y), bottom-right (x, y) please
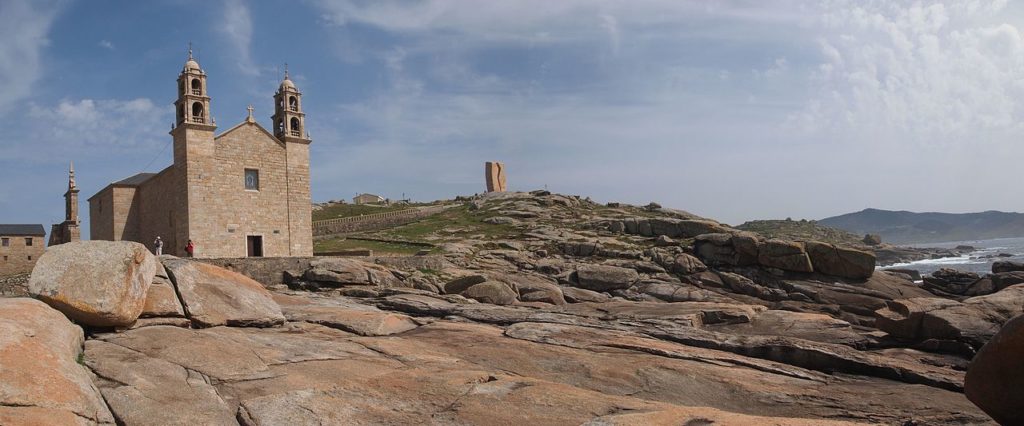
top-left (965, 314), bottom-right (1024, 425)
top-left (29, 240), bottom-right (157, 326)
top-left (161, 257), bottom-right (284, 328)
top-left (0, 298), bottom-right (113, 424)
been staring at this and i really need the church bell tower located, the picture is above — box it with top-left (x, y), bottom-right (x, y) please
top-left (174, 46), bottom-right (213, 127)
top-left (272, 66), bottom-right (310, 144)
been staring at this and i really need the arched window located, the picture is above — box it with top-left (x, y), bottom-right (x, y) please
top-left (290, 117), bottom-right (300, 135)
top-left (192, 102), bottom-right (204, 123)
top-left (191, 78), bottom-right (201, 95)
top-left (276, 118), bottom-right (284, 133)
top-left (178, 80), bottom-right (185, 96)
top-left (177, 104), bottom-right (185, 124)
top-left (288, 96), bottom-right (298, 111)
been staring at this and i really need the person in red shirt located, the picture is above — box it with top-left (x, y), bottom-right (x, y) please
top-left (185, 239), bottom-right (195, 258)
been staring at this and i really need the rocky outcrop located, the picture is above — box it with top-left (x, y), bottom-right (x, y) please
top-left (462, 281), bottom-right (518, 305)
top-left (29, 241), bottom-right (157, 327)
top-left (140, 268), bottom-right (185, 319)
top-left (757, 239), bottom-right (814, 273)
top-left (162, 257), bottom-right (285, 328)
top-left (875, 284), bottom-right (1024, 352)
top-left (965, 314), bottom-right (1024, 425)
top-left (922, 268), bottom-right (980, 296)
top-left (805, 241), bottom-right (875, 279)
top-left (571, 264), bottom-right (639, 292)
top-left (610, 217), bottom-right (731, 238)
top-left (991, 260), bottom-right (1024, 273)
top-left (301, 257), bottom-right (401, 288)
top-left (0, 298), bottom-right (113, 425)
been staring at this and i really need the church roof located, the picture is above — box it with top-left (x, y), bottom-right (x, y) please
top-left (0, 224), bottom-right (46, 236)
top-left (114, 173), bottom-right (157, 187)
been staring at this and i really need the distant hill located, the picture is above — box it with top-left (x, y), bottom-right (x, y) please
top-left (819, 208), bottom-right (1024, 244)
top-left (735, 219), bottom-right (864, 246)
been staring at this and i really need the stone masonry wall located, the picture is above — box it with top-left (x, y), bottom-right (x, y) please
top-left (312, 206), bottom-right (447, 236)
top-left (0, 234), bottom-right (45, 276)
top-left (88, 188), bottom-right (114, 241)
top-left (136, 168), bottom-right (181, 256)
top-left (190, 123), bottom-right (295, 258)
top-left (285, 141), bottom-right (313, 256)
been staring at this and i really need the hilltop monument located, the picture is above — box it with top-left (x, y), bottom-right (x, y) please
top-left (48, 163), bottom-right (82, 246)
top-left (88, 49), bottom-right (313, 258)
top-left (485, 161), bottom-right (507, 192)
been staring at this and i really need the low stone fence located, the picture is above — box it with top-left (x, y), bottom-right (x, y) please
top-left (197, 255), bottom-right (450, 287)
top-left (312, 205), bottom-right (449, 236)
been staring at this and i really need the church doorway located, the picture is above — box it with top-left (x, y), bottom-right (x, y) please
top-left (246, 235), bottom-right (263, 257)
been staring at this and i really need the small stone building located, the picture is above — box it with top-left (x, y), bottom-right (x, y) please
top-left (49, 163), bottom-right (81, 246)
top-left (88, 50), bottom-right (313, 258)
top-left (0, 225), bottom-right (46, 276)
top-left (353, 193), bottom-right (385, 205)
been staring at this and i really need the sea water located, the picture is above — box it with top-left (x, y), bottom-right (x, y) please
top-left (880, 237), bottom-right (1024, 276)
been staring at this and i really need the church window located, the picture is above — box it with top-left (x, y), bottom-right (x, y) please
top-left (1, 238), bottom-right (8, 247)
top-left (3, 256), bottom-right (7, 262)
top-left (191, 78), bottom-right (201, 95)
top-left (245, 169), bottom-right (260, 191)
top-left (290, 117), bottom-right (300, 136)
top-left (25, 238), bottom-right (32, 246)
top-left (288, 96), bottom-right (298, 111)
top-left (27, 256), bottom-right (31, 261)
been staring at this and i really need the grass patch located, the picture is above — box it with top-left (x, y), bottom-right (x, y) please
top-left (376, 205), bottom-right (517, 242)
top-left (314, 238), bottom-right (435, 256)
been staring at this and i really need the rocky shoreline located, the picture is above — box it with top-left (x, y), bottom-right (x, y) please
top-left (1, 191), bottom-right (1020, 425)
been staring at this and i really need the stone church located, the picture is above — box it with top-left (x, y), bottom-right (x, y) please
top-left (88, 49), bottom-right (313, 258)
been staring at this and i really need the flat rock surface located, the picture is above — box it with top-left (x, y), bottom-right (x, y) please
top-left (74, 290), bottom-right (992, 425)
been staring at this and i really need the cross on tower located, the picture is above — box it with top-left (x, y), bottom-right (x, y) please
top-left (246, 104), bottom-right (255, 122)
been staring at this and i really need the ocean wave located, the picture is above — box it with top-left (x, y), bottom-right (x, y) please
top-left (881, 256), bottom-right (989, 269)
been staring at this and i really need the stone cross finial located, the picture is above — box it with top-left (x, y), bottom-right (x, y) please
top-left (246, 104), bottom-right (255, 123)
top-left (68, 161), bottom-right (76, 189)
top-left (284, 63), bottom-right (289, 79)
top-left (188, 41), bottom-right (193, 60)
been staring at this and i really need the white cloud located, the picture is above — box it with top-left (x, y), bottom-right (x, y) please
top-left (221, 0), bottom-right (259, 76)
top-left (307, 0), bottom-right (1024, 222)
top-left (0, 0), bottom-right (64, 113)
top-left (792, 1), bottom-right (1024, 144)
top-left (99, 39), bottom-right (114, 50)
top-left (8, 98), bottom-right (170, 163)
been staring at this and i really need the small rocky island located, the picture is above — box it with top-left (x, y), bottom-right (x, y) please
top-left (1, 191), bottom-right (1020, 425)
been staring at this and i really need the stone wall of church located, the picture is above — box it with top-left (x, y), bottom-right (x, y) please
top-left (0, 234), bottom-right (45, 276)
top-left (190, 123), bottom-right (295, 258)
top-left (88, 186), bottom-right (140, 242)
top-left (286, 142), bottom-right (313, 256)
top-left (136, 167), bottom-right (181, 256)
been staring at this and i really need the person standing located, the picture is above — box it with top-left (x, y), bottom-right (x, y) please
top-left (185, 239), bottom-right (195, 258)
top-left (153, 236), bottom-right (163, 256)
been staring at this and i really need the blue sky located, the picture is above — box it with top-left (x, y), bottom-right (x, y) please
top-left (3, 0), bottom-right (1024, 239)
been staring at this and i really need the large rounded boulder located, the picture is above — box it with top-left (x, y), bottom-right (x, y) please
top-left (29, 241), bottom-right (157, 327)
top-left (965, 314), bottom-right (1024, 425)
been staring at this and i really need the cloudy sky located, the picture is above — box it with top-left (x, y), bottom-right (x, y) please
top-left (2, 0), bottom-right (1023, 238)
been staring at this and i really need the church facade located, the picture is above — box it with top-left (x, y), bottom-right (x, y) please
top-left (88, 50), bottom-right (313, 258)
